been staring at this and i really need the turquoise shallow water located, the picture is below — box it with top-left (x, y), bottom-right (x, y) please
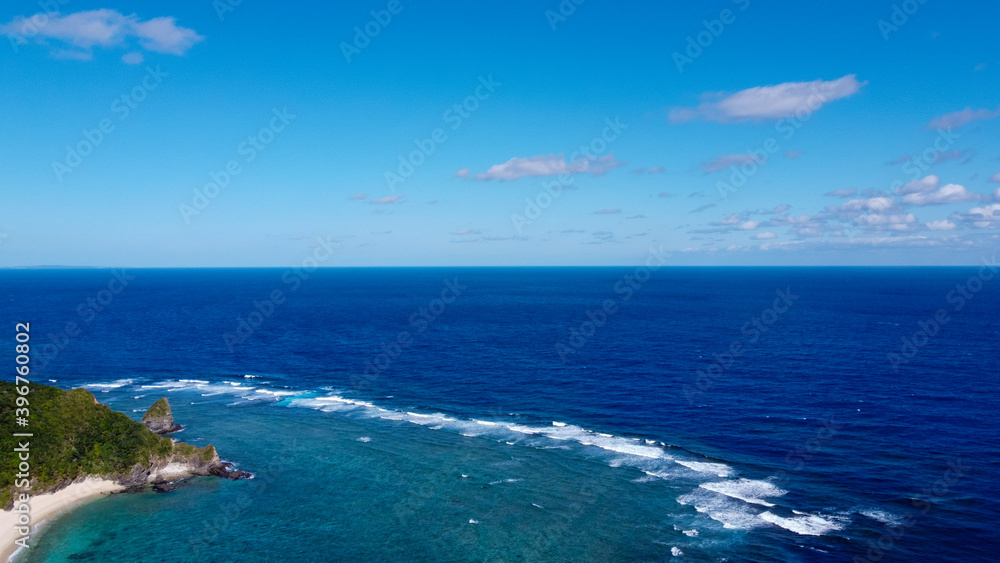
top-left (18, 387), bottom-right (785, 562)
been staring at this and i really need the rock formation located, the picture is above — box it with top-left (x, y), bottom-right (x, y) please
top-left (141, 397), bottom-right (183, 434)
top-left (0, 383), bottom-right (251, 509)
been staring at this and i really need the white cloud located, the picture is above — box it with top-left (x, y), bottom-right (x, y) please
top-left (926, 220), bottom-right (956, 231)
top-left (701, 153), bottom-right (761, 173)
top-left (121, 51), bottom-right (144, 64)
top-left (669, 75), bottom-right (866, 124)
top-left (769, 213), bottom-right (815, 226)
top-left (901, 183), bottom-right (983, 206)
top-left (840, 197), bottom-right (895, 212)
top-left (753, 231), bottom-right (777, 240)
top-left (593, 208), bottom-right (621, 215)
top-left (932, 149), bottom-right (972, 164)
top-left (926, 106), bottom-right (1000, 129)
top-left (370, 195), bottom-right (405, 204)
top-left (896, 175), bottom-right (939, 195)
top-left (962, 203), bottom-right (1000, 228)
top-left (853, 213), bottom-right (917, 231)
top-left (1, 9), bottom-right (203, 59)
top-left (825, 188), bottom-right (858, 198)
top-left (895, 175), bottom-right (984, 206)
top-left (989, 172), bottom-right (1000, 183)
top-left (714, 214), bottom-right (742, 226)
top-left (737, 220), bottom-right (759, 230)
top-left (129, 15), bottom-right (203, 55)
top-left (470, 153), bottom-right (624, 181)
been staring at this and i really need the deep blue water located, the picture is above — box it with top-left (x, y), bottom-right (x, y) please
top-left (2, 267), bottom-right (999, 562)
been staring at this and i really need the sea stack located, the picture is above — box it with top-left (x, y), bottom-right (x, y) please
top-left (142, 397), bottom-right (183, 434)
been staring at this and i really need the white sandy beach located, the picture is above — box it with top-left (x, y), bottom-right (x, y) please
top-left (1, 478), bottom-right (124, 562)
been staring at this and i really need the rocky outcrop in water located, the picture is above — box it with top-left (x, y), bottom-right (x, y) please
top-left (141, 397), bottom-right (183, 434)
top-left (0, 384), bottom-right (252, 510)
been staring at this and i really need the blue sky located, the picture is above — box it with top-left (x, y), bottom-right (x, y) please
top-left (2, 0), bottom-right (999, 266)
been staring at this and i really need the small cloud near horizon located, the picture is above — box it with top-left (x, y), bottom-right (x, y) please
top-left (463, 153), bottom-right (624, 181)
top-left (826, 188), bottom-right (858, 198)
top-left (701, 153), bottom-right (762, 173)
top-left (669, 75), bottom-right (866, 124)
top-left (926, 106), bottom-right (1000, 129)
top-left (894, 175), bottom-right (985, 206)
top-left (370, 194), bottom-right (405, 205)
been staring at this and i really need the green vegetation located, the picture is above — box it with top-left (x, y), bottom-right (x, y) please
top-left (0, 382), bottom-right (212, 508)
top-left (142, 397), bottom-right (172, 422)
top-left (171, 441), bottom-right (217, 463)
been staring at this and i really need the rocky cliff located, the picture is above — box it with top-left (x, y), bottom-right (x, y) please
top-left (141, 397), bottom-right (183, 434)
top-left (0, 383), bottom-right (250, 509)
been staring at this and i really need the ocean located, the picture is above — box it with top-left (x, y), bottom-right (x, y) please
top-left (3, 267), bottom-right (998, 562)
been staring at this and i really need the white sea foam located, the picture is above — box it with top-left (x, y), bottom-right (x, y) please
top-left (141, 379), bottom-right (257, 400)
top-left (675, 460), bottom-right (734, 478)
top-left (671, 547), bottom-right (683, 556)
top-left (699, 479), bottom-right (786, 507)
top-left (85, 379), bottom-right (133, 389)
top-left (676, 490), bottom-right (766, 530)
top-left (758, 511), bottom-right (847, 536)
top-left (507, 424), bottom-right (540, 435)
top-left (285, 392), bottom-right (671, 466)
top-left (858, 507), bottom-right (902, 526)
top-left (253, 389), bottom-right (299, 397)
top-left (288, 396), bottom-right (372, 412)
top-left (132, 378), bottom-right (855, 541)
top-left (357, 437), bottom-right (371, 443)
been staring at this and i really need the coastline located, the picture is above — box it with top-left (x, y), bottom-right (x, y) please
top-left (0, 478), bottom-right (125, 562)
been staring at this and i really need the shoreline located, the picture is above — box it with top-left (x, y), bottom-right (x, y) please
top-left (0, 478), bottom-right (125, 562)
